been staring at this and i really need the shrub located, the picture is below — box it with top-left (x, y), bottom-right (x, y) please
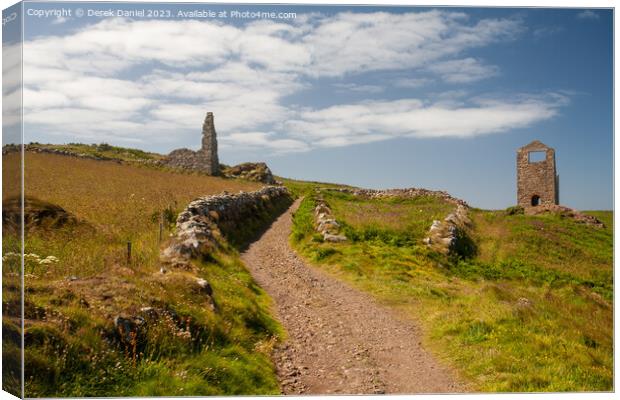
top-left (505, 205), bottom-right (524, 215)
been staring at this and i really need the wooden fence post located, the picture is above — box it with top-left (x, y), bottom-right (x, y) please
top-left (127, 241), bottom-right (132, 265)
top-left (159, 222), bottom-right (163, 244)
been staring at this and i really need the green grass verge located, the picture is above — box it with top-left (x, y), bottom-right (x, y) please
top-left (20, 245), bottom-right (282, 397)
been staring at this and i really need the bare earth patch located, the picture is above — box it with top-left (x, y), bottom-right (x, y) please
top-left (241, 199), bottom-right (465, 395)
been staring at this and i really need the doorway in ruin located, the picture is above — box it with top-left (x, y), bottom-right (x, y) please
top-left (531, 195), bottom-right (541, 207)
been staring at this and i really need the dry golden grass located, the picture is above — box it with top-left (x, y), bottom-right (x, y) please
top-left (23, 152), bottom-right (261, 227)
top-left (15, 152), bottom-right (262, 278)
top-left (2, 153), bottom-right (21, 200)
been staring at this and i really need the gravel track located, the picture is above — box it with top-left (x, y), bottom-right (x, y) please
top-left (241, 199), bottom-right (464, 395)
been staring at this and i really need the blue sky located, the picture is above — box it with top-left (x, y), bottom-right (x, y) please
top-left (6, 3), bottom-right (613, 209)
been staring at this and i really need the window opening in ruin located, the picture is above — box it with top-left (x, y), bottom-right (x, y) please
top-left (531, 195), bottom-right (541, 206)
top-left (528, 151), bottom-right (546, 163)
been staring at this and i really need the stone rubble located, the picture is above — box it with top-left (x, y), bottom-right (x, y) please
top-left (523, 204), bottom-right (604, 228)
top-left (423, 204), bottom-right (471, 255)
top-left (221, 162), bottom-right (276, 184)
top-left (313, 197), bottom-right (347, 243)
top-left (323, 187), bottom-right (468, 207)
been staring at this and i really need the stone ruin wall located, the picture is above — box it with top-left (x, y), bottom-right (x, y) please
top-left (163, 112), bottom-right (220, 175)
top-left (517, 141), bottom-right (558, 208)
top-left (164, 149), bottom-right (215, 174)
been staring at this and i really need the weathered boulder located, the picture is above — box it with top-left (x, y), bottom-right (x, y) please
top-left (196, 278), bottom-right (213, 296)
top-left (424, 204), bottom-right (472, 256)
top-left (222, 162), bottom-right (276, 184)
top-left (324, 233), bottom-right (348, 243)
top-left (113, 315), bottom-right (146, 344)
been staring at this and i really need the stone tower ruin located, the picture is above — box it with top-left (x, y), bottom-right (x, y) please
top-left (201, 112), bottom-right (219, 175)
top-left (163, 111), bottom-right (220, 175)
top-left (516, 140), bottom-right (559, 207)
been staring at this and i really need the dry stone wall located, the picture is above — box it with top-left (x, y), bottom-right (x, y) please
top-left (313, 197), bottom-right (347, 243)
top-left (4, 144), bottom-right (120, 163)
top-left (163, 148), bottom-right (215, 173)
top-left (161, 186), bottom-right (291, 267)
top-left (323, 187), bottom-right (468, 207)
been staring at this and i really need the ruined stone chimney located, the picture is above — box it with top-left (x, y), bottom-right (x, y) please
top-left (201, 112), bottom-right (219, 175)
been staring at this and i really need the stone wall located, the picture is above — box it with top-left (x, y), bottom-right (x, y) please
top-left (323, 187), bottom-right (468, 207)
top-left (163, 148), bottom-right (214, 173)
top-left (4, 144), bottom-right (117, 162)
top-left (161, 186), bottom-right (291, 267)
top-left (517, 140), bottom-right (558, 207)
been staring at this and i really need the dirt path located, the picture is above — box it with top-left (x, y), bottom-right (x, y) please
top-left (241, 199), bottom-right (464, 395)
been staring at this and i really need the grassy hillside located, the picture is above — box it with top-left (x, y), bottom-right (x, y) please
top-left (3, 152), bottom-right (284, 396)
top-left (287, 181), bottom-right (613, 392)
top-left (2, 150), bottom-right (613, 395)
top-left (25, 142), bottom-right (165, 163)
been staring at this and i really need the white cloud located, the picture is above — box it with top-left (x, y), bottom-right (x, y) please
top-left (428, 58), bottom-right (499, 83)
top-left (23, 11), bottom-right (523, 80)
top-left (18, 10), bottom-right (565, 154)
top-left (23, 89), bottom-right (70, 109)
top-left (333, 83), bottom-right (384, 93)
top-left (301, 11), bottom-right (522, 77)
top-left (393, 78), bottom-right (433, 89)
top-left (3, 42), bottom-right (23, 129)
top-left (220, 131), bottom-right (310, 153)
top-left (577, 10), bottom-right (600, 20)
top-left (285, 94), bottom-right (566, 148)
top-left (3, 42), bottom-right (22, 94)
top-left (532, 25), bottom-right (564, 39)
